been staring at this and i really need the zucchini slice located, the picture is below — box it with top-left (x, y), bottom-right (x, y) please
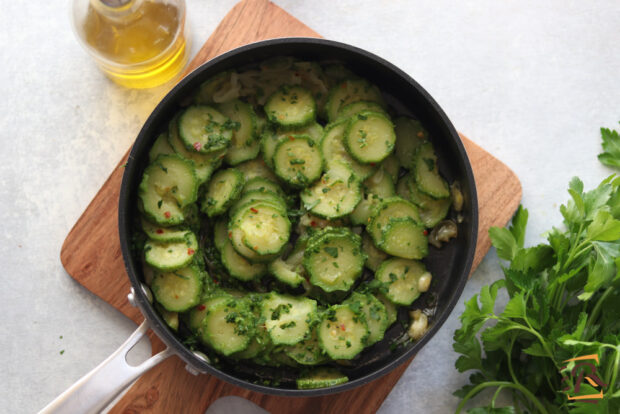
top-left (141, 218), bottom-right (190, 242)
top-left (154, 303), bottom-right (179, 331)
top-left (201, 168), bottom-right (244, 217)
top-left (228, 225), bottom-right (279, 263)
top-left (344, 292), bottom-right (388, 346)
top-left (144, 232), bottom-right (198, 272)
top-left (242, 177), bottom-right (283, 196)
top-left (379, 217), bottom-right (428, 260)
top-left (349, 192), bottom-right (382, 226)
top-left (216, 99), bottom-right (260, 165)
top-left (381, 153), bottom-right (400, 183)
top-left (168, 114), bottom-right (223, 184)
top-left (265, 85), bottom-right (316, 127)
top-left (344, 111), bottom-right (396, 164)
top-left (212, 219), bottom-right (228, 251)
top-left (178, 105), bottom-right (233, 154)
top-left (408, 177), bottom-right (452, 228)
top-left (268, 256), bottom-right (305, 288)
top-left (376, 293), bottom-right (398, 327)
top-left (148, 132), bottom-right (175, 162)
top-left (187, 294), bottom-right (230, 332)
top-left (221, 239), bottom-right (267, 281)
top-left (367, 197), bottom-right (421, 247)
top-left (139, 154), bottom-right (198, 226)
top-left (229, 190), bottom-right (286, 218)
top-left (285, 328), bottom-right (328, 365)
top-left (336, 100), bottom-right (387, 121)
top-left (320, 119), bottom-right (377, 180)
top-left (301, 161), bottom-right (362, 219)
top-left (364, 167), bottom-right (395, 199)
top-left (394, 116), bottom-right (428, 168)
top-left (414, 142), bottom-right (450, 198)
top-left (375, 258), bottom-right (431, 305)
top-left (318, 304), bottom-right (368, 359)
top-left (296, 368), bottom-right (349, 389)
top-left (200, 299), bottom-right (254, 356)
top-left (261, 293), bottom-right (317, 345)
top-left (150, 264), bottom-right (203, 312)
top-left (325, 79), bottom-right (385, 121)
top-left (231, 202), bottom-right (291, 256)
top-left (193, 71), bottom-right (237, 104)
top-left (361, 231), bottom-right (388, 272)
top-left (303, 228), bottom-right (365, 292)
top-left (236, 158), bottom-right (279, 182)
top-left (273, 135), bottom-right (323, 188)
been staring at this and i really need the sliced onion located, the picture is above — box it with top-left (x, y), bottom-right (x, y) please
top-left (428, 220), bottom-right (458, 248)
top-left (450, 181), bottom-right (464, 212)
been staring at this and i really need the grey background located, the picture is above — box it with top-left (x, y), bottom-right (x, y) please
top-left (1, 0), bottom-right (619, 412)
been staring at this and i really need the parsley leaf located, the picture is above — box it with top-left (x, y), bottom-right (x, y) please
top-left (598, 123), bottom-right (620, 168)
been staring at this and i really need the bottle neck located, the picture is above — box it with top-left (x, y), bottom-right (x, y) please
top-left (89, 0), bottom-right (144, 19)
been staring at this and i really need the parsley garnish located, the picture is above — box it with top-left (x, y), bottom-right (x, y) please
top-left (324, 246), bottom-right (339, 258)
top-left (598, 123), bottom-right (620, 168)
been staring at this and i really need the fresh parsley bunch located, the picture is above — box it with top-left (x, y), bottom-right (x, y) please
top-left (453, 127), bottom-right (620, 413)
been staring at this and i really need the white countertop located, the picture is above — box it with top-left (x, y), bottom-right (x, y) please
top-left (1, 0), bottom-right (619, 412)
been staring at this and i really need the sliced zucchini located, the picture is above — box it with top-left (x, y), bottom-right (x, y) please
top-left (303, 228), bottom-right (365, 292)
top-left (216, 99), bottom-right (260, 165)
top-left (236, 158), bottom-right (279, 182)
top-left (187, 294), bottom-right (230, 332)
top-left (379, 217), bottom-right (428, 260)
top-left (344, 111), bottom-right (396, 164)
top-left (155, 303), bottom-right (179, 331)
top-left (221, 239), bottom-right (267, 281)
top-left (301, 161), bottom-right (362, 219)
top-left (141, 218), bottom-right (190, 242)
top-left (201, 168), bottom-right (244, 217)
top-left (265, 85), bottom-right (316, 127)
top-left (318, 304), bottom-right (368, 359)
top-left (231, 202), bottom-right (291, 256)
top-left (229, 190), bottom-right (286, 218)
top-left (178, 105), bottom-right (232, 154)
top-left (361, 231), bottom-right (388, 272)
top-left (375, 258), bottom-right (431, 305)
top-left (325, 79), bottom-right (385, 121)
top-left (213, 219), bottom-right (228, 251)
top-left (320, 119), bottom-right (376, 179)
top-left (148, 132), bottom-right (175, 162)
top-left (396, 173), bottom-right (412, 201)
top-left (268, 256), bottom-right (305, 288)
top-left (349, 192), bottom-right (382, 226)
top-left (368, 197), bottom-right (421, 246)
top-left (364, 167), bottom-right (395, 199)
top-left (168, 114), bottom-right (223, 184)
top-left (336, 100), bottom-right (387, 121)
top-left (414, 142), bottom-right (450, 198)
top-left (261, 293), bottom-right (317, 345)
top-left (273, 135), bottom-right (323, 188)
top-left (345, 292), bottom-right (388, 346)
top-left (144, 232), bottom-right (198, 271)
top-left (242, 177), bottom-right (283, 195)
top-left (139, 154), bottom-right (198, 226)
top-left (296, 368), bottom-right (349, 389)
top-left (408, 177), bottom-right (452, 228)
top-left (285, 328), bottom-right (327, 365)
top-left (233, 322), bottom-right (271, 360)
top-left (381, 153), bottom-right (400, 183)
top-left (376, 293), bottom-right (398, 327)
top-left (394, 116), bottom-right (428, 168)
top-left (193, 71), bottom-right (237, 104)
top-left (228, 224), bottom-right (279, 263)
top-left (150, 264), bottom-right (203, 312)
top-left (200, 299), bottom-right (253, 356)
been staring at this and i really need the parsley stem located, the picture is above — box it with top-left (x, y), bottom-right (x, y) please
top-left (584, 286), bottom-right (613, 338)
top-left (455, 381), bottom-right (548, 414)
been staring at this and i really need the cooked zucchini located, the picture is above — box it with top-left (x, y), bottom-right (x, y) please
top-left (187, 294), bottom-right (230, 332)
top-left (375, 258), bottom-right (431, 305)
top-left (231, 202), bottom-right (291, 256)
top-left (148, 132), bottom-right (175, 162)
top-left (379, 217), bottom-right (428, 260)
top-left (178, 105), bottom-right (233, 154)
top-left (394, 116), bottom-right (428, 168)
top-left (344, 292), bottom-right (388, 346)
top-left (303, 228), bottom-right (365, 292)
top-left (139, 154), bottom-right (198, 226)
top-left (273, 134), bottom-right (323, 188)
top-left (318, 304), bottom-right (368, 359)
top-left (269, 256), bottom-right (305, 288)
top-left (367, 197), bottom-right (421, 247)
top-left (150, 264), bottom-right (203, 312)
top-left (229, 190), bottom-right (287, 218)
top-left (349, 192), bottom-right (382, 226)
top-left (201, 168), bottom-right (244, 217)
top-left (336, 100), bottom-right (387, 121)
top-left (144, 232), bottom-right (198, 271)
top-left (320, 119), bottom-right (376, 179)
top-left (265, 85), bottom-right (316, 127)
top-left (200, 299), bottom-right (254, 356)
top-left (221, 239), bottom-right (267, 281)
top-left (212, 219), bottom-right (228, 251)
top-left (361, 231), bottom-right (388, 272)
top-left (261, 293), bottom-right (317, 345)
top-left (381, 153), bottom-right (400, 183)
top-left (408, 176), bottom-right (452, 227)
top-left (414, 142), bottom-right (450, 198)
top-left (325, 79), bottom-right (384, 121)
top-left (216, 99), bottom-right (260, 165)
top-left (141, 218), bottom-right (190, 242)
top-left (193, 71), bottom-right (237, 104)
top-left (296, 368), bottom-right (349, 389)
top-left (301, 161), bottom-right (362, 219)
top-left (344, 111), bottom-right (396, 164)
top-left (364, 167), bottom-right (395, 199)
top-left (236, 158), bottom-right (279, 182)
top-left (242, 176), bottom-right (283, 195)
top-left (285, 327), bottom-right (327, 365)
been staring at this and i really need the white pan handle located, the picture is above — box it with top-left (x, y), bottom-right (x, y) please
top-left (39, 320), bottom-right (173, 414)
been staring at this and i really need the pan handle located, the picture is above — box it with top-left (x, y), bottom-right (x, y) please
top-left (39, 320), bottom-right (173, 414)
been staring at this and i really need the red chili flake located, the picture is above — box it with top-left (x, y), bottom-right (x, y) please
top-left (341, 81), bottom-right (347, 89)
top-left (213, 278), bottom-right (219, 285)
top-left (417, 131), bottom-right (425, 138)
top-left (310, 221), bottom-right (317, 227)
top-left (250, 207), bottom-right (258, 213)
top-left (187, 248), bottom-right (195, 255)
top-left (254, 246), bottom-right (258, 250)
top-left (228, 231), bottom-right (232, 239)
top-left (193, 142), bottom-right (202, 151)
top-left (423, 230), bottom-right (429, 236)
top-left (340, 324), bottom-right (346, 331)
top-left (288, 135), bottom-right (295, 141)
top-left (219, 154), bottom-right (225, 159)
top-left (155, 229), bottom-right (164, 234)
top-left (197, 304), bottom-right (206, 311)
top-left (164, 211), bottom-right (171, 219)
top-left (370, 163), bottom-right (376, 167)
top-left (174, 295), bottom-right (179, 299)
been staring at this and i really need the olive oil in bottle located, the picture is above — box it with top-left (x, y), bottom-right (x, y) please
top-left (72, 0), bottom-right (190, 88)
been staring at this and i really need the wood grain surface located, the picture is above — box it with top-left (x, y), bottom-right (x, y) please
top-left (60, 1), bottom-right (522, 413)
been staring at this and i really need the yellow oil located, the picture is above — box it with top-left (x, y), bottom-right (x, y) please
top-left (82, 0), bottom-right (189, 88)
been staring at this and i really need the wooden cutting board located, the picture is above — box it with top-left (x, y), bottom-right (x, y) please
top-left (60, 0), bottom-right (522, 413)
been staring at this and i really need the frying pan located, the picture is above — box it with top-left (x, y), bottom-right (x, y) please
top-left (41, 38), bottom-right (478, 413)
